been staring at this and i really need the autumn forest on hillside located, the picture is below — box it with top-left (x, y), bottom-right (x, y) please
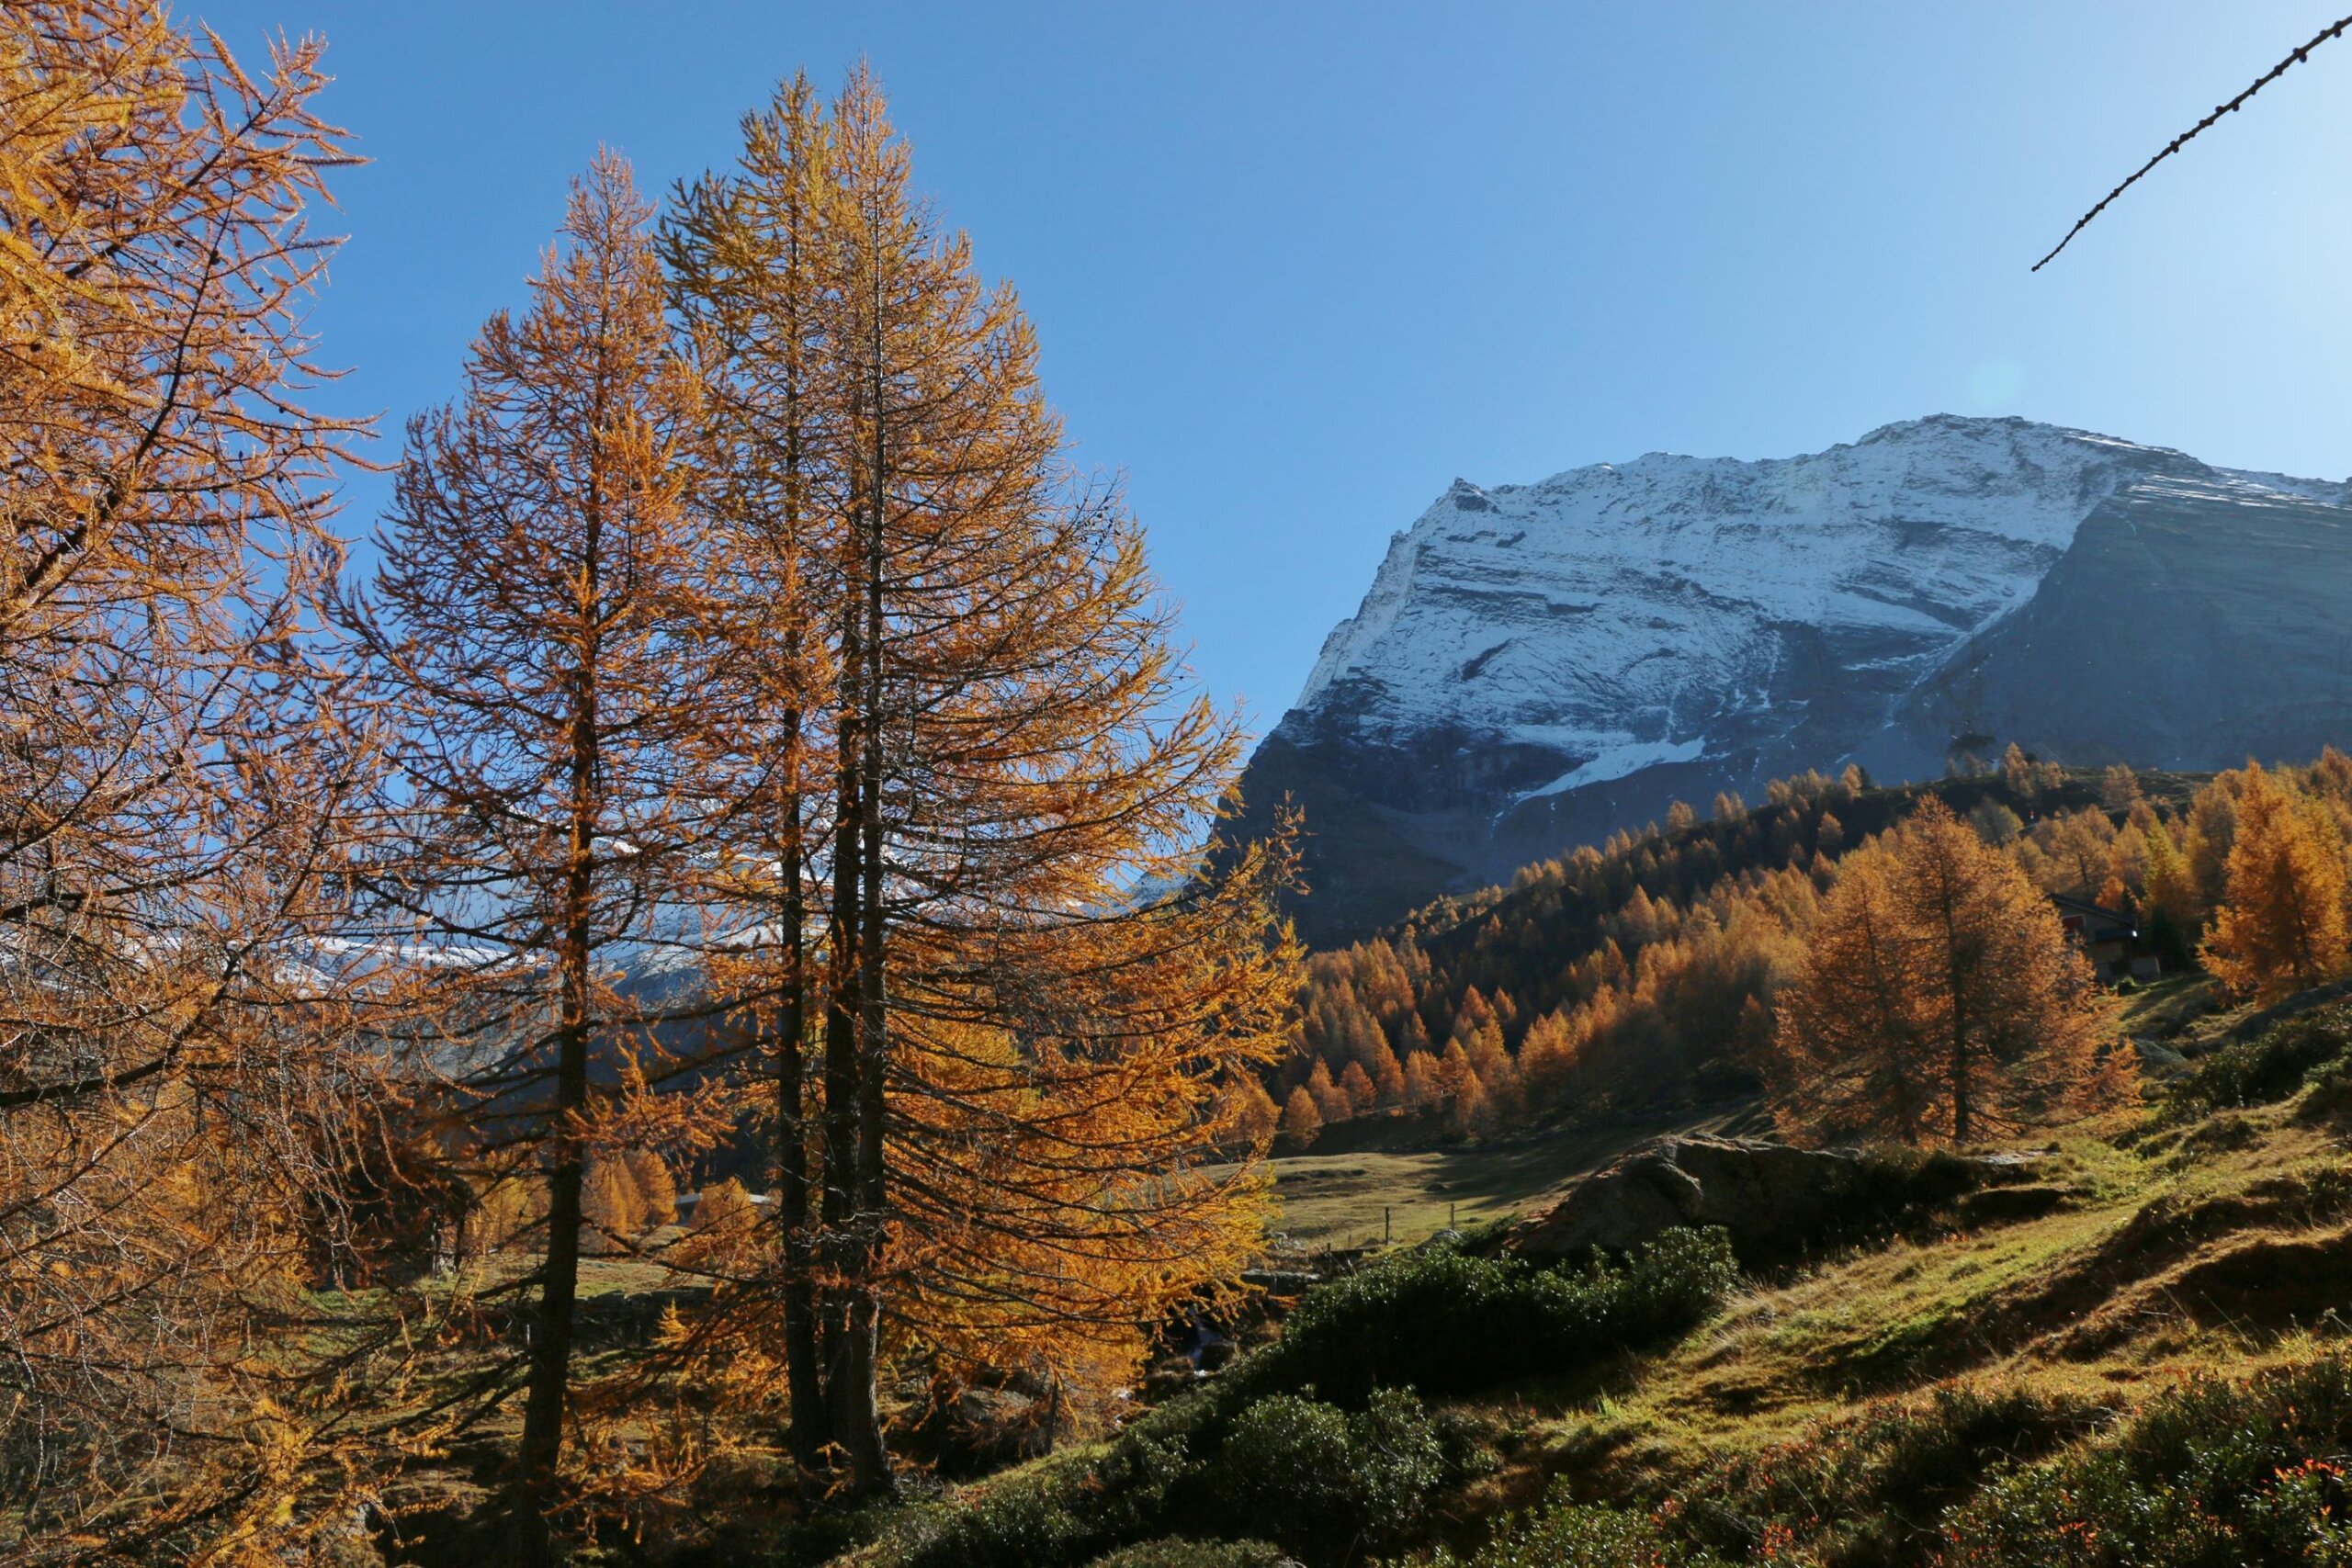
top-left (18, 6), bottom-right (2352, 1568)
top-left (1281, 750), bottom-right (2352, 1149)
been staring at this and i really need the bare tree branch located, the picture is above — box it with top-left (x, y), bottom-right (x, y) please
top-left (2033, 12), bottom-right (2352, 271)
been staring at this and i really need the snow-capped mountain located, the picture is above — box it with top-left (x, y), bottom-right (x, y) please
top-left (1239, 415), bottom-right (2352, 944)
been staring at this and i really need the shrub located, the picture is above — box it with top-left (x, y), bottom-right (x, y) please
top-left (2300, 1054), bottom-right (2352, 1121)
top-left (893, 1232), bottom-right (1734, 1568)
top-left (1422, 1487), bottom-right (1735, 1567)
top-left (1225, 1227), bottom-right (1736, 1408)
top-left (1942, 1354), bottom-right (2352, 1565)
top-left (1083, 1543), bottom-right (1287, 1568)
top-left (1215, 1388), bottom-right (1442, 1563)
top-left (1687, 1382), bottom-right (2107, 1565)
top-left (889, 1390), bottom-right (1439, 1568)
top-left (1217, 1394), bottom-right (1351, 1530)
top-left (2168, 1008), bottom-right (2352, 1121)
top-left (888, 1475), bottom-right (1097, 1568)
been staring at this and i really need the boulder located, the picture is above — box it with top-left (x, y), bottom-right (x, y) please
top-left (1511, 1134), bottom-right (2045, 1264)
top-left (1514, 1136), bottom-right (1860, 1260)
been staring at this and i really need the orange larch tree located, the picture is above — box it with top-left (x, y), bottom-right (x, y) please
top-left (0, 6), bottom-right (395, 1560)
top-left (1766, 841), bottom-right (1938, 1143)
top-left (1769, 799), bottom-right (2121, 1145)
top-left (2203, 761), bottom-right (2352, 1004)
top-left (662, 72), bottom-right (844, 1472)
top-left (2141, 812), bottom-right (2202, 928)
top-left (341, 152), bottom-right (729, 1558)
top-left (815, 55), bottom-right (1300, 1479)
top-left (652, 70), bottom-right (1300, 1496)
top-left (1282, 1084), bottom-right (1323, 1144)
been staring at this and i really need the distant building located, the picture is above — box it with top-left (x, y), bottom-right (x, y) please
top-left (2050, 893), bottom-right (2162, 984)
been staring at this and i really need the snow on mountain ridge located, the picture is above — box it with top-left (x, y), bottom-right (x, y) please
top-left (1285, 415), bottom-right (2352, 786)
top-left (1295, 416), bottom-right (2171, 727)
top-left (1243, 414), bottom-right (2352, 945)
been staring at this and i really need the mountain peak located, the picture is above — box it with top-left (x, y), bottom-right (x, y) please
top-left (1242, 416), bottom-right (2352, 945)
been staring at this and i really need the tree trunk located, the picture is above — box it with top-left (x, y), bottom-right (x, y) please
top-left (821, 470), bottom-right (878, 1484)
top-left (514, 671), bottom-right (600, 1562)
top-left (820, 736), bottom-right (865, 1470)
top-left (1950, 1028), bottom-right (1972, 1144)
top-left (768, 231), bottom-right (829, 1470)
top-left (838, 385), bottom-right (895, 1495)
top-left (1941, 874), bottom-right (1972, 1145)
top-left (773, 758), bottom-right (826, 1471)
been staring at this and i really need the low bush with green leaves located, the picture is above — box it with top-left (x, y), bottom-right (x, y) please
top-left (1215, 1226), bottom-right (1738, 1409)
top-left (1081, 1540), bottom-right (1289, 1568)
top-left (1941, 1354), bottom-right (2352, 1565)
top-left (885, 1228), bottom-right (1737, 1568)
top-left (2167, 1007), bottom-right (2352, 1121)
top-left (1420, 1486), bottom-right (1736, 1568)
top-left (884, 1473), bottom-right (1099, 1568)
top-left (1214, 1387), bottom-right (1443, 1562)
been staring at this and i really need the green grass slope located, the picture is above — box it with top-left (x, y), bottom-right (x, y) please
top-left (823, 985), bottom-right (2352, 1568)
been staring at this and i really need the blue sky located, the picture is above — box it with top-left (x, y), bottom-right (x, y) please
top-left (195, 1), bottom-right (2352, 736)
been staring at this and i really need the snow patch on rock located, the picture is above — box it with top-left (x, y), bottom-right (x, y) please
top-left (1292, 415), bottom-right (2169, 732)
top-left (1519, 736), bottom-right (1706, 803)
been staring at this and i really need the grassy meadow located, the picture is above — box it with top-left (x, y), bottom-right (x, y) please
top-left (1258, 1105), bottom-right (1773, 1249)
top-left (853, 975), bottom-right (2352, 1568)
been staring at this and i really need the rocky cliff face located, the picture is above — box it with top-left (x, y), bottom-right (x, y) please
top-left (1241, 415), bottom-right (2352, 945)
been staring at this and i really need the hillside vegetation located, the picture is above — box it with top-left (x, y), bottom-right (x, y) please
top-left (1267, 751), bottom-right (2352, 1147)
top-left (841, 748), bottom-right (2352, 1566)
top-left (872, 990), bottom-right (2352, 1568)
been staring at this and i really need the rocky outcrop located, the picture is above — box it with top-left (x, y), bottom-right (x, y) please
top-left (1510, 1134), bottom-right (2047, 1264)
top-left (1235, 415), bottom-right (2352, 945)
